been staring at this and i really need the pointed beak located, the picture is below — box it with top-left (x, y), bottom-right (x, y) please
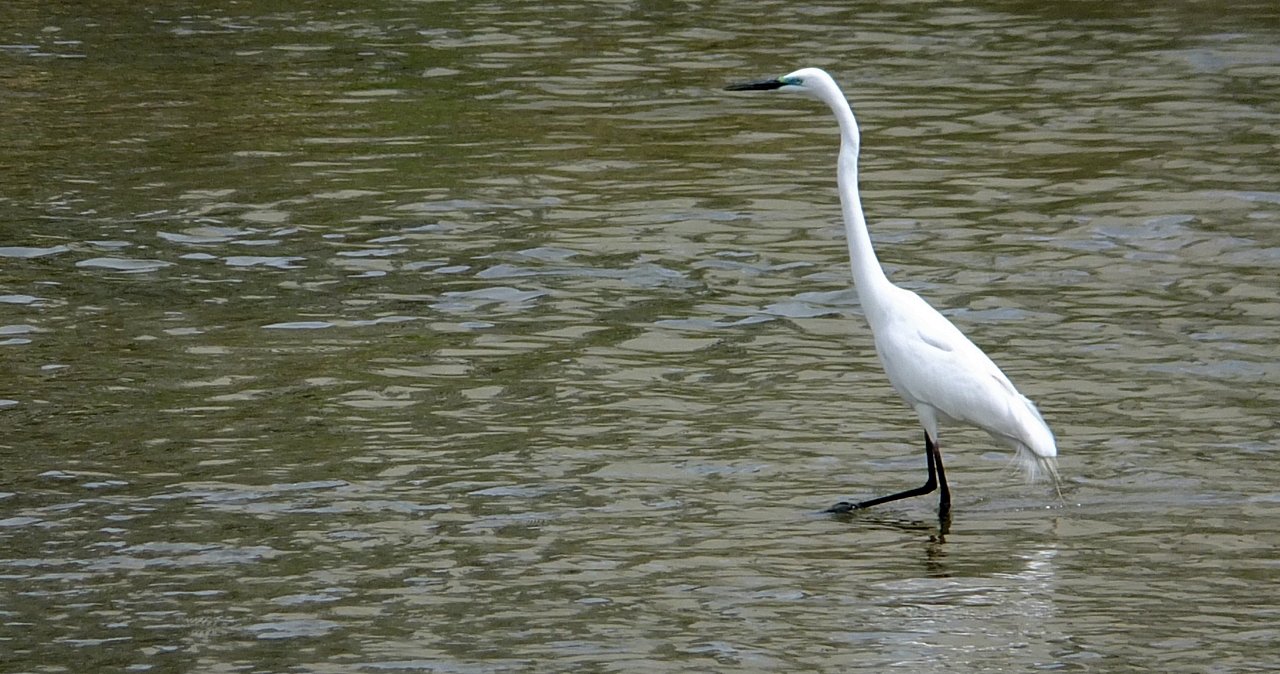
top-left (724, 77), bottom-right (787, 92)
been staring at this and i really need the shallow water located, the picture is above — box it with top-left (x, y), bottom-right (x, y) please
top-left (2, 1), bottom-right (1279, 671)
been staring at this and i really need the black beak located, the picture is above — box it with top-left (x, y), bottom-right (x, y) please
top-left (724, 77), bottom-right (787, 92)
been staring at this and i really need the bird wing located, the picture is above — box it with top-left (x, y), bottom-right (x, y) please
top-left (869, 288), bottom-right (1052, 455)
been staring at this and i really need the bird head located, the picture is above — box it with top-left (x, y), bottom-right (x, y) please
top-left (724, 67), bottom-right (834, 97)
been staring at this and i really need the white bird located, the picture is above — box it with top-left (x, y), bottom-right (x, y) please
top-left (725, 68), bottom-right (1057, 519)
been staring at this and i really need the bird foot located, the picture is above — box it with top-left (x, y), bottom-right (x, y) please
top-left (825, 501), bottom-right (860, 514)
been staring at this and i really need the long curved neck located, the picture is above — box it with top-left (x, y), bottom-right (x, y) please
top-left (822, 88), bottom-right (891, 301)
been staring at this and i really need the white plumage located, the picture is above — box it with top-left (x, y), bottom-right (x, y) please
top-left (726, 67), bottom-right (1057, 518)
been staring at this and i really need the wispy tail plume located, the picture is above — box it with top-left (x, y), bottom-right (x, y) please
top-left (1015, 444), bottom-right (1062, 500)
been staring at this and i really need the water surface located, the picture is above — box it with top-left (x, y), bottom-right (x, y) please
top-left (2, 1), bottom-right (1279, 671)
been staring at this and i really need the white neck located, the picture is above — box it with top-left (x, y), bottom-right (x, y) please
top-left (809, 75), bottom-right (891, 305)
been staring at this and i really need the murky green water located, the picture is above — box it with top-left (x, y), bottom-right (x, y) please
top-left (3, 1), bottom-right (1279, 671)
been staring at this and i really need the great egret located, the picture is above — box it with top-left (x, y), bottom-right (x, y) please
top-left (725, 68), bottom-right (1057, 519)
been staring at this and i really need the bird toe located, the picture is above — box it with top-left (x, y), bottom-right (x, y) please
top-left (825, 501), bottom-right (859, 514)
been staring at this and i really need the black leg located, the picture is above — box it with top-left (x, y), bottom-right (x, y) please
top-left (931, 434), bottom-right (951, 520)
top-left (827, 431), bottom-right (942, 514)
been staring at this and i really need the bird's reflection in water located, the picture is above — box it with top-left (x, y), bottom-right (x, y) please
top-left (824, 507), bottom-right (953, 575)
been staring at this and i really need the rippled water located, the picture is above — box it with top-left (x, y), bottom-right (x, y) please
top-left (2, 1), bottom-right (1279, 671)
